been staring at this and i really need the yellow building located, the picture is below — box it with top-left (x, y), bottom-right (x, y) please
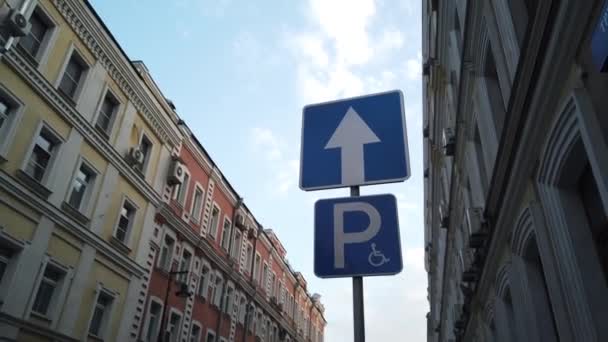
top-left (0, 0), bottom-right (182, 340)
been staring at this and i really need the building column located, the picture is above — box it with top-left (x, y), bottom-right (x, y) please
top-left (56, 244), bottom-right (95, 337)
top-left (1, 216), bottom-right (54, 318)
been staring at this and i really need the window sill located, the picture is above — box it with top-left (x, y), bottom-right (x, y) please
top-left (15, 45), bottom-right (41, 68)
top-left (94, 124), bottom-right (111, 140)
top-left (110, 236), bottom-right (132, 255)
top-left (61, 202), bottom-right (91, 226)
top-left (15, 170), bottom-right (52, 199)
top-left (30, 310), bottom-right (52, 323)
top-left (87, 333), bottom-right (104, 342)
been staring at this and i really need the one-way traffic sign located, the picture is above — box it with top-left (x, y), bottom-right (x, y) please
top-left (300, 90), bottom-right (410, 191)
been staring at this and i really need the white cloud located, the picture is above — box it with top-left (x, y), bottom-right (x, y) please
top-left (406, 57), bottom-right (422, 80)
top-left (251, 127), bottom-right (283, 161)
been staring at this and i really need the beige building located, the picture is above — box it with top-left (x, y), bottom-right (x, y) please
top-left (0, 0), bottom-right (181, 340)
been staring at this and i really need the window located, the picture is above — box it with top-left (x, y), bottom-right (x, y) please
top-left (253, 254), bottom-right (261, 282)
top-left (245, 243), bottom-right (253, 274)
top-left (88, 290), bottom-right (114, 338)
top-left (198, 264), bottom-right (210, 298)
top-left (190, 324), bottom-right (202, 342)
top-left (19, 9), bottom-right (49, 58)
top-left (191, 187), bottom-right (204, 223)
top-left (0, 245), bottom-right (15, 286)
top-left (207, 271), bottom-right (217, 302)
top-left (223, 285), bottom-right (234, 313)
top-left (262, 263), bottom-right (268, 288)
top-left (269, 272), bottom-right (276, 298)
top-left (209, 206), bottom-right (220, 239)
top-left (231, 230), bottom-right (242, 260)
top-left (138, 134), bottom-right (153, 174)
top-left (59, 52), bottom-right (87, 99)
top-left (95, 91), bottom-right (118, 135)
top-left (32, 263), bottom-right (65, 316)
top-left (25, 126), bottom-right (61, 183)
top-left (67, 161), bottom-right (96, 211)
top-left (114, 199), bottom-right (136, 244)
top-left (579, 164), bottom-right (608, 283)
top-left (158, 234), bottom-right (175, 271)
top-left (165, 311), bottom-right (182, 342)
top-left (144, 300), bottom-right (162, 342)
top-left (178, 249), bottom-right (192, 283)
top-left (483, 44), bottom-right (506, 135)
top-left (213, 275), bottom-right (224, 307)
top-left (238, 296), bottom-right (247, 323)
top-left (176, 172), bottom-right (189, 206)
top-left (220, 218), bottom-right (232, 251)
top-left (0, 98), bottom-right (11, 135)
top-left (205, 330), bottom-right (216, 342)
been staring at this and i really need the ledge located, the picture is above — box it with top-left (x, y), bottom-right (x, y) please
top-left (61, 202), bottom-right (91, 226)
top-left (15, 170), bottom-right (52, 199)
top-left (110, 236), bottom-right (132, 255)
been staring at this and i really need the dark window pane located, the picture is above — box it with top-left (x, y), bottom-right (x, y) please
top-left (19, 12), bottom-right (47, 57)
top-left (32, 280), bottom-right (55, 314)
top-left (97, 94), bottom-right (116, 132)
top-left (59, 57), bottom-right (84, 98)
top-left (89, 306), bottom-right (104, 335)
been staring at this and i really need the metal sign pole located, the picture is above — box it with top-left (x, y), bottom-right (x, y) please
top-left (350, 186), bottom-right (365, 342)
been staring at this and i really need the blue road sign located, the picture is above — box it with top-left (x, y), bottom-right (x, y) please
top-left (314, 194), bottom-right (403, 278)
top-left (299, 90), bottom-right (410, 191)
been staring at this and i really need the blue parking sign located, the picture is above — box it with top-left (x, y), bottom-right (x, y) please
top-left (314, 194), bottom-right (403, 278)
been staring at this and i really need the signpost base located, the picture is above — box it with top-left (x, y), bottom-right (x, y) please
top-left (350, 186), bottom-right (365, 342)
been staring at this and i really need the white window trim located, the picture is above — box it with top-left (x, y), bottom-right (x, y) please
top-left (190, 320), bottom-right (203, 342)
top-left (245, 242), bottom-right (254, 274)
top-left (197, 260), bottom-right (211, 299)
top-left (0, 83), bottom-right (26, 160)
top-left (85, 283), bottom-right (118, 340)
top-left (177, 244), bottom-right (194, 283)
top-left (137, 132), bottom-right (155, 177)
top-left (20, 120), bottom-right (64, 187)
top-left (166, 307), bottom-right (184, 342)
top-left (231, 229), bottom-right (242, 260)
top-left (208, 203), bottom-right (221, 240)
top-left (157, 229), bottom-right (177, 271)
top-left (54, 42), bottom-right (91, 104)
top-left (27, 257), bottom-right (72, 327)
top-left (111, 195), bottom-right (139, 247)
top-left (220, 216), bottom-right (232, 252)
top-left (92, 84), bottom-right (122, 139)
top-left (213, 272), bottom-right (224, 307)
top-left (253, 252), bottom-right (262, 282)
top-left (64, 156), bottom-right (101, 216)
top-left (20, 4), bottom-right (60, 70)
top-left (190, 183), bottom-right (205, 224)
top-left (141, 296), bottom-right (164, 342)
top-left (205, 328), bottom-right (216, 342)
top-left (0, 229), bottom-right (24, 304)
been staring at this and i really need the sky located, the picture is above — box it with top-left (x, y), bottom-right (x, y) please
top-left (90, 0), bottom-right (427, 340)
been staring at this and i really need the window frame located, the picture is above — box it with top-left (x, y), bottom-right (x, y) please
top-left (220, 217), bottom-right (232, 252)
top-left (28, 258), bottom-right (71, 323)
top-left (157, 230), bottom-right (177, 271)
top-left (231, 229), bottom-right (242, 260)
top-left (21, 121), bottom-right (64, 186)
top-left (0, 230), bottom-right (24, 305)
top-left (18, 5), bottom-right (58, 67)
top-left (190, 321), bottom-right (203, 342)
top-left (190, 184), bottom-right (205, 224)
top-left (178, 246), bottom-right (193, 283)
top-left (55, 44), bottom-right (90, 103)
top-left (112, 196), bottom-right (139, 247)
top-left (65, 157), bottom-right (99, 215)
top-left (86, 285), bottom-right (117, 339)
top-left (208, 204), bottom-right (221, 240)
top-left (197, 261), bottom-right (211, 299)
top-left (165, 308), bottom-right (183, 342)
top-left (0, 84), bottom-right (25, 160)
top-left (137, 132), bottom-right (154, 176)
top-left (205, 329), bottom-right (216, 342)
top-left (93, 86), bottom-right (121, 138)
top-left (142, 297), bottom-right (164, 342)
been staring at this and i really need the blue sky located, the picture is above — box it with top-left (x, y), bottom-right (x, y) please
top-left (90, 0), bottom-right (426, 340)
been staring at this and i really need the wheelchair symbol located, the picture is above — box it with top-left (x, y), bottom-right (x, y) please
top-left (368, 243), bottom-right (390, 267)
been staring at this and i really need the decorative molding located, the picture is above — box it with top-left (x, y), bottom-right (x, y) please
top-left (4, 50), bottom-right (163, 208)
top-left (510, 207), bottom-right (534, 257)
top-left (51, 0), bottom-right (181, 147)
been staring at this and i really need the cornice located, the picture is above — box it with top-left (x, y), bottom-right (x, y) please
top-left (52, 0), bottom-right (181, 147)
top-left (4, 49), bottom-right (163, 207)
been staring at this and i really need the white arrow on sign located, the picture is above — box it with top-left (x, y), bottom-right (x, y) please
top-left (325, 107), bottom-right (380, 185)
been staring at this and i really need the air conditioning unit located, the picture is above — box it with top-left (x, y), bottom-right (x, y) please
top-left (128, 147), bottom-right (145, 167)
top-left (167, 159), bottom-right (185, 185)
top-left (247, 229), bottom-right (256, 239)
top-left (4, 9), bottom-right (31, 37)
top-left (235, 216), bottom-right (247, 231)
top-left (442, 127), bottom-right (456, 156)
